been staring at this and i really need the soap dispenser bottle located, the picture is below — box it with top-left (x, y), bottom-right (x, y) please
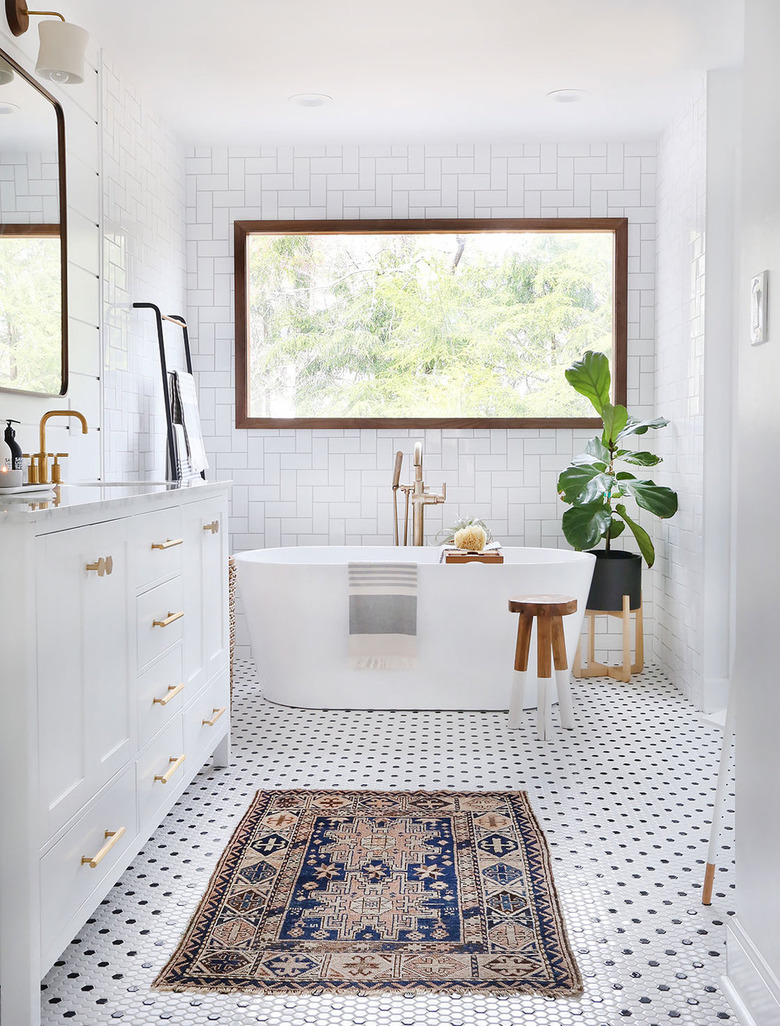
top-left (4, 420), bottom-right (23, 470)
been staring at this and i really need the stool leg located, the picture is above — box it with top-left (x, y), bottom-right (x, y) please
top-left (620, 594), bottom-right (631, 683)
top-left (536, 615), bottom-right (552, 740)
top-left (509, 615), bottom-right (532, 729)
top-left (633, 601), bottom-right (644, 673)
top-left (551, 615), bottom-right (574, 729)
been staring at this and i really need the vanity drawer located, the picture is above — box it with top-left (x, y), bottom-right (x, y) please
top-left (137, 715), bottom-right (186, 830)
top-left (137, 576), bottom-right (184, 671)
top-left (134, 507), bottom-right (183, 591)
top-left (40, 764), bottom-right (136, 958)
top-left (137, 643), bottom-right (185, 748)
top-left (185, 671), bottom-right (230, 765)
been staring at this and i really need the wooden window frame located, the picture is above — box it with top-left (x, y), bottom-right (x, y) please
top-left (234, 217), bottom-right (628, 429)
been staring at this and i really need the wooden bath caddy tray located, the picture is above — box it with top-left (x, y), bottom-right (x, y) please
top-left (444, 550), bottom-right (504, 564)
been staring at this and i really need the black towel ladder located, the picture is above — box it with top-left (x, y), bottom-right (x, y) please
top-left (133, 302), bottom-right (205, 481)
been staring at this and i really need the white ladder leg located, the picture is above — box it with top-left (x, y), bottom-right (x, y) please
top-left (508, 670), bottom-right (526, 729)
top-left (702, 695), bottom-right (736, 904)
top-left (556, 667), bottom-right (575, 729)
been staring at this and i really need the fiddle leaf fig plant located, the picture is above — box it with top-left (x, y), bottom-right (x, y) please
top-left (557, 351), bottom-right (678, 567)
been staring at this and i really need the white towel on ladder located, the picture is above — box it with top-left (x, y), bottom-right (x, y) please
top-left (171, 370), bottom-right (208, 474)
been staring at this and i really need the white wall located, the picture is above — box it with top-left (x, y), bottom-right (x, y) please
top-left (101, 57), bottom-right (186, 480)
top-left (726, 1), bottom-right (780, 1021)
top-left (653, 81), bottom-right (708, 705)
top-left (0, 149), bottom-right (59, 222)
top-left (653, 72), bottom-right (738, 712)
top-left (0, 34), bottom-right (186, 485)
top-left (0, 26), bottom-right (102, 481)
top-left (185, 142), bottom-right (658, 659)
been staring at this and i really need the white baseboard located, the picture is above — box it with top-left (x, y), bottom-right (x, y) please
top-left (725, 918), bottom-right (780, 1025)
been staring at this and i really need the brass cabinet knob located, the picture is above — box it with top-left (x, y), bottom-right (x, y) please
top-left (203, 520), bottom-right (219, 534)
top-left (85, 555), bottom-right (113, 577)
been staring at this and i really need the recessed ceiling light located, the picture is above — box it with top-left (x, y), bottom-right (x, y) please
top-left (546, 88), bottom-right (590, 104)
top-left (0, 101), bottom-right (20, 115)
top-left (288, 92), bottom-right (333, 108)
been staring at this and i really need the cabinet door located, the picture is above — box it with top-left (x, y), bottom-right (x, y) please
top-left (37, 519), bottom-right (133, 841)
top-left (181, 496), bottom-right (228, 694)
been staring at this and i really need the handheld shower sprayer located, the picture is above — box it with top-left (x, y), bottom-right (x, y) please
top-left (392, 451), bottom-right (404, 545)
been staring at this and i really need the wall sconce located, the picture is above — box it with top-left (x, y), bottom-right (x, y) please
top-left (5, 0), bottom-right (88, 84)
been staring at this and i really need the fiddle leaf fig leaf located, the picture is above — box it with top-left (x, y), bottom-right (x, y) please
top-left (571, 452), bottom-right (607, 470)
top-left (601, 402), bottom-right (629, 447)
top-left (557, 465), bottom-right (613, 505)
top-left (619, 450), bottom-right (662, 467)
top-left (564, 350), bottom-right (611, 415)
top-left (608, 517), bottom-right (626, 540)
top-left (620, 479), bottom-right (679, 519)
top-left (585, 436), bottom-right (611, 463)
top-left (561, 501), bottom-right (613, 551)
top-left (615, 503), bottom-right (656, 567)
top-left (617, 416), bottom-right (670, 439)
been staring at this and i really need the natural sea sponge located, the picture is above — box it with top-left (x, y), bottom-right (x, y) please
top-left (454, 525), bottom-right (487, 551)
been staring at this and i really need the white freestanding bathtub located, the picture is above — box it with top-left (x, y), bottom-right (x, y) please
top-left (234, 546), bottom-right (594, 710)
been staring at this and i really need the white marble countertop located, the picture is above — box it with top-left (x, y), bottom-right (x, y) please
top-left (0, 479), bottom-right (231, 525)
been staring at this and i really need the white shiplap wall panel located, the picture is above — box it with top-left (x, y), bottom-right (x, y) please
top-left (0, 27), bottom-right (102, 483)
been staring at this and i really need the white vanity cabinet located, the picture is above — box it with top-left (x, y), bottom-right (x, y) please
top-left (0, 481), bottom-right (231, 1026)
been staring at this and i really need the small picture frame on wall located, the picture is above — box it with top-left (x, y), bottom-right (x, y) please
top-left (750, 270), bottom-right (769, 346)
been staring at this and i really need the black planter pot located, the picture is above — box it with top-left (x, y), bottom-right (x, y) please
top-left (586, 550), bottom-right (642, 611)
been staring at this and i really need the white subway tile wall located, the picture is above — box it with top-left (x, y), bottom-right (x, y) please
top-left (0, 151), bottom-right (59, 222)
top-left (653, 80), bottom-right (708, 704)
top-left (184, 142), bottom-right (658, 662)
top-left (101, 57), bottom-right (187, 480)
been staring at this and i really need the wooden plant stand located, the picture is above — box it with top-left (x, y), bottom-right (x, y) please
top-left (573, 595), bottom-right (644, 683)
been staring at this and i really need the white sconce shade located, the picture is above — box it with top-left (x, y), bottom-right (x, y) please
top-left (36, 19), bottom-right (88, 84)
top-left (0, 57), bottom-right (14, 85)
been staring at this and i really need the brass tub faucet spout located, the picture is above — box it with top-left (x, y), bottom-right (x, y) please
top-left (36, 410), bottom-right (88, 484)
top-left (392, 441), bottom-right (446, 546)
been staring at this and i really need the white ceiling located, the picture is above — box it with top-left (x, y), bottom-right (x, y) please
top-left (62, 0), bottom-right (744, 145)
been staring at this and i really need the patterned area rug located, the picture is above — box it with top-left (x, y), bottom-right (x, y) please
top-left (154, 789), bottom-right (582, 995)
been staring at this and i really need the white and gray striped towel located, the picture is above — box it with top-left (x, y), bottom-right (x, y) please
top-left (171, 370), bottom-right (209, 474)
top-left (348, 562), bottom-right (418, 670)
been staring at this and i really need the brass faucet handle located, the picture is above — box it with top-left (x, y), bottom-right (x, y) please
top-left (22, 454), bottom-right (40, 485)
top-left (51, 453), bottom-right (68, 484)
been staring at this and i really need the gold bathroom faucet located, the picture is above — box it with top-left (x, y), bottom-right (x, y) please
top-left (36, 410), bottom-right (88, 484)
top-left (410, 441), bottom-right (446, 546)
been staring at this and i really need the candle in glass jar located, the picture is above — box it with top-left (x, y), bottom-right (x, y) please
top-left (0, 466), bottom-right (23, 488)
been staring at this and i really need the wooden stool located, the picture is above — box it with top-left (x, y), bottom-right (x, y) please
top-left (573, 595), bottom-right (644, 683)
top-left (508, 595), bottom-right (578, 740)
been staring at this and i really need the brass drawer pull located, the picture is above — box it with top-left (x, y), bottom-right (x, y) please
top-left (152, 610), bottom-right (184, 628)
top-left (202, 706), bottom-right (227, 727)
top-left (81, 827), bottom-right (126, 868)
top-left (154, 754), bottom-right (186, 784)
top-left (85, 555), bottom-right (113, 577)
top-left (203, 520), bottom-right (219, 534)
top-left (151, 537), bottom-right (183, 550)
top-left (153, 682), bottom-right (185, 706)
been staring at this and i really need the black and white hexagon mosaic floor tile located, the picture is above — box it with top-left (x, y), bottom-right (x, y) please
top-left (40, 660), bottom-right (736, 1025)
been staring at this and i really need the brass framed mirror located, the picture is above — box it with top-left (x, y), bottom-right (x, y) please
top-left (0, 46), bottom-right (68, 396)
